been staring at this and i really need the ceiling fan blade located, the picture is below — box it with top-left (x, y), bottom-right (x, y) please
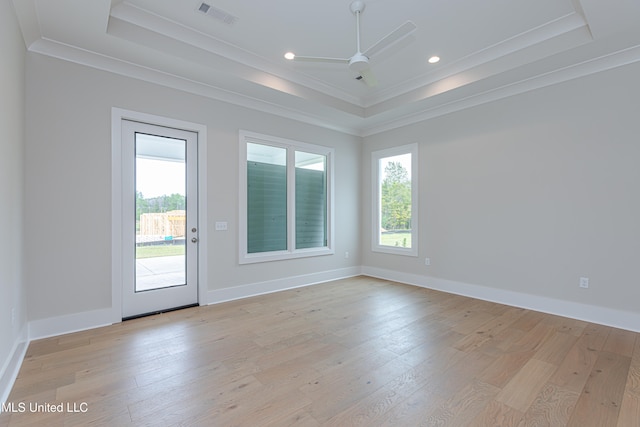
top-left (359, 68), bottom-right (378, 87)
top-left (363, 21), bottom-right (416, 58)
top-left (292, 55), bottom-right (349, 64)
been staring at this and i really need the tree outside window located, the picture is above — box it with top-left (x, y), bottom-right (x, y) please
top-left (372, 144), bottom-right (418, 256)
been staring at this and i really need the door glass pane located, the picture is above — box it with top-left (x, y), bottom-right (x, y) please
top-left (379, 153), bottom-right (412, 248)
top-left (135, 133), bottom-right (186, 292)
top-left (246, 143), bottom-right (287, 253)
top-left (295, 151), bottom-right (327, 249)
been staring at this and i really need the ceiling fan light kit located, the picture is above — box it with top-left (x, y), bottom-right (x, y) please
top-left (349, 53), bottom-right (369, 72)
top-left (285, 1), bottom-right (417, 87)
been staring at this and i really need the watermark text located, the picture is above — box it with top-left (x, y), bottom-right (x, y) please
top-left (1, 401), bottom-right (88, 414)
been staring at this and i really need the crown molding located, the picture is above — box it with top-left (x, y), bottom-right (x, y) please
top-left (364, 11), bottom-right (590, 108)
top-left (363, 43), bottom-right (640, 137)
top-left (110, 1), bottom-right (364, 108)
top-left (26, 37), bottom-right (640, 138)
top-left (28, 38), bottom-right (364, 136)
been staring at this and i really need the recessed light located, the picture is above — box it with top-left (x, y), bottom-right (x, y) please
top-left (428, 56), bottom-right (440, 64)
top-left (284, 52), bottom-right (296, 60)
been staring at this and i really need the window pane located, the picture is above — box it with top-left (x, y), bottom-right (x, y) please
top-left (240, 131), bottom-right (335, 264)
top-left (295, 151), bottom-right (327, 249)
top-left (379, 153), bottom-right (412, 248)
top-left (247, 143), bottom-right (287, 253)
top-left (135, 133), bottom-right (186, 292)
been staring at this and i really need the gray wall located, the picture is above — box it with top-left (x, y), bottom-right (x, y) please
top-left (9, 2), bottom-right (640, 344)
top-left (0, 0), bottom-right (26, 384)
top-left (362, 61), bottom-right (640, 314)
top-left (24, 53), bottom-right (362, 321)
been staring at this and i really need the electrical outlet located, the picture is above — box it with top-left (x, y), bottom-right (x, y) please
top-left (215, 221), bottom-right (228, 231)
top-left (424, 258), bottom-right (431, 266)
top-left (579, 277), bottom-right (589, 289)
top-left (345, 251), bottom-right (349, 259)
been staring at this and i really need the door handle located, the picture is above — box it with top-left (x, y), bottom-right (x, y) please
top-left (191, 237), bottom-right (198, 243)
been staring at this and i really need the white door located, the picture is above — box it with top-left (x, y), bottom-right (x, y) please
top-left (121, 120), bottom-right (199, 318)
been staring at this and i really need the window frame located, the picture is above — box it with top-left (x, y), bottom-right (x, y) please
top-left (371, 143), bottom-right (419, 256)
top-left (239, 130), bottom-right (334, 264)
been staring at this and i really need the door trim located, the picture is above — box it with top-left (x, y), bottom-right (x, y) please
top-left (111, 108), bottom-right (208, 323)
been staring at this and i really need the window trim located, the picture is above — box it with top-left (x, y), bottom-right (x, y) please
top-left (371, 143), bottom-right (419, 256)
top-left (239, 130), bottom-right (334, 264)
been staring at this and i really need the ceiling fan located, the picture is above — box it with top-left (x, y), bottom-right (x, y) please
top-left (285, 1), bottom-right (417, 87)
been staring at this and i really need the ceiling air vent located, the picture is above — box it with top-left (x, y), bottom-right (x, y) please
top-left (196, 2), bottom-right (238, 25)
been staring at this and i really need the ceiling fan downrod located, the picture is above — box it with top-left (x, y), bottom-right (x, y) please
top-left (349, 1), bottom-right (369, 72)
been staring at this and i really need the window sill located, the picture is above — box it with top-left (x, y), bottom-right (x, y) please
top-left (239, 247), bottom-right (334, 264)
top-left (372, 245), bottom-right (418, 257)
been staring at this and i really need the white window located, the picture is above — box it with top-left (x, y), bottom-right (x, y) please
top-left (239, 131), bottom-right (334, 263)
top-left (372, 143), bottom-right (418, 256)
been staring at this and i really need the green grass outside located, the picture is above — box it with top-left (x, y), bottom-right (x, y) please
top-left (136, 233), bottom-right (412, 257)
top-left (136, 244), bottom-right (185, 259)
top-left (380, 231), bottom-right (412, 248)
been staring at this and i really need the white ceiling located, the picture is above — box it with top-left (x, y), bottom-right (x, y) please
top-left (11, 0), bottom-right (640, 136)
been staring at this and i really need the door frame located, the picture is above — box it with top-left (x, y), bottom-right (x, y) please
top-left (111, 108), bottom-right (208, 323)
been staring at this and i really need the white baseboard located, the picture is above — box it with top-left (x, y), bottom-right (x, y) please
top-left (4, 268), bottom-right (359, 404)
top-left (3, 265), bottom-right (639, 404)
top-left (0, 326), bottom-right (28, 405)
top-left (1, 309), bottom-right (114, 406)
top-left (26, 267), bottom-right (362, 342)
top-left (206, 267), bottom-right (362, 305)
top-left (362, 266), bottom-right (640, 333)
top-left (28, 307), bottom-right (114, 341)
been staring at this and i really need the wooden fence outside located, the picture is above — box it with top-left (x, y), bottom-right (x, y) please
top-left (139, 210), bottom-right (186, 240)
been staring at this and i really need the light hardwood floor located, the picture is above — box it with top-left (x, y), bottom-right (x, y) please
top-left (1, 276), bottom-right (639, 426)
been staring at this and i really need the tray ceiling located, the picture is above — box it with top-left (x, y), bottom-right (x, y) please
top-left (11, 0), bottom-right (640, 135)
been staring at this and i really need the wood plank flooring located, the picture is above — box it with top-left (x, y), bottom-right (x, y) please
top-left (1, 276), bottom-right (639, 426)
